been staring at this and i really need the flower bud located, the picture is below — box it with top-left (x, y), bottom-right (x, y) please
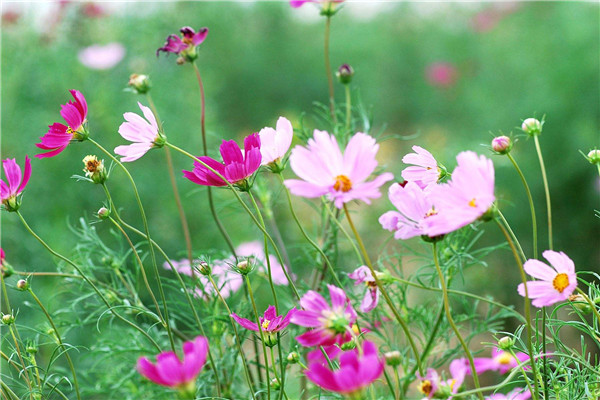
top-left (270, 378), bottom-right (281, 390)
top-left (234, 258), bottom-right (254, 276)
top-left (568, 294), bottom-right (592, 314)
top-left (1, 260), bottom-right (14, 278)
top-left (97, 207), bottom-right (110, 220)
top-left (287, 351), bottom-right (300, 364)
top-left (16, 279), bottom-right (28, 291)
top-left (336, 64), bottom-right (354, 85)
top-left (497, 336), bottom-right (514, 350)
top-left (128, 74), bottom-right (151, 94)
top-left (384, 350), bottom-right (402, 367)
top-left (82, 155), bottom-right (107, 184)
top-left (195, 261), bottom-right (211, 276)
top-left (491, 136), bottom-right (512, 155)
top-left (521, 118), bottom-right (542, 136)
top-left (26, 341), bottom-right (38, 354)
top-left (1, 314), bottom-right (15, 325)
top-left (341, 340), bottom-right (357, 351)
top-left (586, 149), bottom-right (600, 165)
top-left (176, 56), bottom-right (186, 65)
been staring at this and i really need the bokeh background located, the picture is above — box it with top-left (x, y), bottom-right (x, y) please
top-left (1, 0), bottom-right (599, 396)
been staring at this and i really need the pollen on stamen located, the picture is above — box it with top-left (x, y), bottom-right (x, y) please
top-left (333, 175), bottom-right (352, 192)
top-left (553, 273), bottom-right (569, 293)
top-left (261, 320), bottom-right (271, 330)
top-left (468, 198), bottom-right (477, 208)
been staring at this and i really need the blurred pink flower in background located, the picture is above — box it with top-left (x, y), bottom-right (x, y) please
top-left (486, 388), bottom-right (531, 400)
top-left (425, 62), bottom-right (458, 88)
top-left (236, 241), bottom-right (294, 285)
top-left (81, 2), bottom-right (106, 18)
top-left (471, 347), bottom-right (529, 374)
top-left (348, 265), bottom-right (379, 312)
top-left (78, 43), bottom-right (125, 70)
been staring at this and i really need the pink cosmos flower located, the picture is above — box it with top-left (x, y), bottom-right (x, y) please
top-left (1, 156), bottom-right (32, 212)
top-left (157, 26), bottom-right (208, 59)
top-left (517, 250), bottom-right (578, 308)
top-left (285, 130), bottom-right (393, 209)
top-left (424, 151), bottom-right (495, 237)
top-left (258, 116), bottom-right (293, 168)
top-left (78, 42), bottom-right (125, 70)
top-left (114, 102), bottom-right (163, 162)
top-left (290, 0), bottom-right (344, 8)
top-left (232, 305), bottom-right (296, 333)
top-left (401, 146), bottom-right (442, 190)
top-left (426, 62), bottom-right (458, 88)
top-left (236, 241), bottom-right (294, 285)
top-left (417, 359), bottom-right (468, 399)
top-left (183, 133), bottom-right (261, 190)
top-left (137, 336), bottom-right (208, 390)
top-left (379, 181), bottom-right (436, 240)
top-left (36, 90), bottom-right (88, 158)
top-left (348, 265), bottom-right (379, 313)
top-left (291, 284), bottom-right (357, 347)
top-left (471, 347), bottom-right (529, 375)
top-left (487, 388), bottom-right (531, 400)
top-left (305, 340), bottom-right (383, 395)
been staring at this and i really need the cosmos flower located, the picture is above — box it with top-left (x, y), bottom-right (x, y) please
top-left (231, 305), bottom-right (296, 347)
top-left (157, 26), bottom-right (208, 62)
top-left (486, 388), bottom-right (531, 400)
top-left (114, 102), bottom-right (163, 162)
top-left (417, 359), bottom-right (468, 399)
top-left (471, 347), bottom-right (529, 375)
top-left (290, 0), bottom-right (344, 8)
top-left (258, 116), bottom-right (293, 170)
top-left (517, 250), bottom-right (578, 308)
top-left (285, 130), bottom-right (393, 208)
top-left (348, 265), bottom-right (379, 313)
top-left (36, 90), bottom-right (88, 158)
top-left (401, 146), bottom-right (443, 190)
top-left (1, 156), bottom-right (31, 212)
top-left (425, 62), bottom-right (458, 88)
top-left (78, 43), bottom-right (125, 70)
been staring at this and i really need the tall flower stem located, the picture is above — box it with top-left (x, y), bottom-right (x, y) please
top-left (27, 287), bottom-right (81, 400)
top-left (207, 275), bottom-right (256, 400)
top-left (324, 15), bottom-right (337, 125)
top-left (344, 85), bottom-right (352, 131)
top-left (497, 210), bottom-right (527, 263)
top-left (495, 219), bottom-right (539, 400)
top-left (342, 204), bottom-right (422, 374)
top-left (88, 138), bottom-right (175, 350)
top-left (166, 141), bottom-right (301, 300)
top-left (192, 61), bottom-right (237, 257)
top-left (533, 136), bottom-right (553, 250)
top-left (146, 93), bottom-right (194, 268)
top-left (270, 345), bottom-right (289, 400)
top-left (16, 211), bottom-right (161, 351)
top-left (431, 242), bottom-right (483, 400)
top-left (276, 173), bottom-right (342, 288)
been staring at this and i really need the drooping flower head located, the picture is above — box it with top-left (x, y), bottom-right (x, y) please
top-left (424, 151), bottom-right (495, 237)
top-left (517, 250), bottom-right (577, 308)
top-left (1, 156), bottom-right (31, 212)
top-left (258, 116), bottom-right (294, 172)
top-left (137, 336), bottom-right (208, 394)
top-left (486, 388), bottom-right (531, 400)
top-left (36, 90), bottom-right (88, 158)
top-left (471, 347), bottom-right (529, 375)
top-left (401, 146), bottom-right (444, 190)
top-left (114, 102), bottom-right (164, 162)
top-left (183, 133), bottom-right (261, 191)
top-left (236, 241), bottom-right (294, 285)
top-left (285, 131), bottom-right (393, 209)
top-left (232, 305), bottom-right (296, 347)
top-left (291, 284), bottom-right (357, 347)
top-left (305, 340), bottom-right (384, 395)
top-left (157, 26), bottom-right (208, 62)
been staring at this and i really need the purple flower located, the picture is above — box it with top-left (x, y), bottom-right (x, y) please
top-left (471, 347), bottom-right (530, 375)
top-left (157, 26), bottom-right (208, 61)
top-left (183, 133), bottom-right (262, 190)
top-left (232, 305), bottom-right (296, 346)
top-left (36, 90), bottom-right (88, 158)
top-left (290, 284), bottom-right (357, 347)
top-left (114, 102), bottom-right (163, 162)
top-left (1, 156), bottom-right (31, 212)
top-left (137, 336), bottom-right (208, 390)
top-left (348, 266), bottom-right (379, 313)
top-left (401, 146), bottom-right (442, 190)
top-left (486, 388), bottom-right (531, 400)
top-left (285, 130), bottom-right (393, 209)
top-left (78, 42), bottom-right (125, 70)
top-left (517, 250), bottom-right (577, 308)
top-left (305, 340), bottom-right (384, 395)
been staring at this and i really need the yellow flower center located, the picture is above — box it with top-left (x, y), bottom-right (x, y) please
top-left (351, 323), bottom-right (360, 335)
top-left (261, 320), bottom-right (271, 330)
top-left (553, 273), bottom-right (569, 293)
top-left (83, 156), bottom-right (101, 173)
top-left (418, 380), bottom-right (433, 395)
top-left (333, 175), bottom-right (352, 192)
top-left (495, 351), bottom-right (513, 365)
top-left (424, 208), bottom-right (438, 218)
top-left (468, 198), bottom-right (477, 208)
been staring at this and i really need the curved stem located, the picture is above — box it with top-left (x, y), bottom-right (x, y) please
top-left (342, 204), bottom-right (422, 374)
top-left (575, 288), bottom-right (600, 323)
top-left (497, 210), bottom-right (527, 263)
top-left (533, 136), bottom-right (552, 250)
top-left (432, 242), bottom-right (484, 400)
top-left (245, 276), bottom-right (271, 400)
top-left (324, 15), bottom-right (337, 125)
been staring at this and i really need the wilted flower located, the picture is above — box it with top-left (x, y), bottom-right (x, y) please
top-left (157, 26), bottom-right (208, 62)
top-left (1, 156), bottom-right (31, 212)
top-left (82, 155), bottom-right (106, 183)
top-left (401, 146), bottom-right (443, 190)
top-left (305, 340), bottom-right (383, 395)
top-left (471, 347), bottom-right (529, 375)
top-left (491, 136), bottom-right (512, 155)
top-left (486, 388), bottom-right (531, 400)
top-left (348, 265), bottom-right (379, 312)
top-left (291, 285), bottom-right (357, 347)
top-left (183, 133), bottom-right (261, 191)
top-left (426, 62), bottom-right (458, 88)
top-left (231, 305), bottom-right (296, 347)
top-left (517, 250), bottom-right (577, 308)
top-left (114, 102), bottom-right (164, 162)
top-left (285, 131), bottom-right (393, 208)
top-left (258, 117), bottom-right (294, 171)
top-left (137, 336), bottom-right (208, 393)
top-left (78, 43), bottom-right (125, 70)
top-left (36, 90), bottom-right (88, 158)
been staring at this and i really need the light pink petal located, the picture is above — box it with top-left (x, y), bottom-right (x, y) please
top-left (114, 143), bottom-right (153, 162)
top-left (343, 132), bottom-right (378, 183)
top-left (231, 313), bottom-right (259, 331)
top-left (138, 102), bottom-right (159, 131)
top-left (542, 250), bottom-right (575, 275)
top-left (328, 284), bottom-right (348, 310)
top-left (523, 259), bottom-right (556, 281)
top-left (284, 179), bottom-right (329, 198)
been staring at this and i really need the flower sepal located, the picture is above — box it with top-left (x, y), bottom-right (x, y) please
top-left (478, 203), bottom-right (498, 222)
top-left (175, 380), bottom-right (196, 400)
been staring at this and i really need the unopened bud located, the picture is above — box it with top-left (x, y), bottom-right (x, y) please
top-left (336, 64), bottom-right (354, 85)
top-left (195, 261), bottom-right (211, 276)
top-left (97, 207), bottom-right (110, 220)
top-left (521, 118), bottom-right (543, 136)
top-left (384, 350), bottom-right (402, 367)
top-left (586, 149), bottom-right (600, 165)
top-left (270, 378), bottom-right (281, 390)
top-left (2, 314), bottom-right (15, 325)
top-left (568, 294), bottom-right (592, 314)
top-left (128, 74), bottom-right (151, 94)
top-left (497, 336), bottom-right (514, 350)
top-left (492, 136), bottom-right (513, 155)
top-left (26, 341), bottom-right (38, 354)
top-left (235, 259), bottom-right (254, 276)
top-left (16, 279), bottom-right (28, 291)
top-left (287, 351), bottom-right (299, 364)
top-left (176, 56), bottom-right (186, 65)
top-left (341, 340), bottom-right (356, 351)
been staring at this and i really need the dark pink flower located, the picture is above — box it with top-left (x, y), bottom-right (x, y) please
top-left (157, 26), bottom-right (208, 61)
top-left (305, 340), bottom-right (384, 395)
top-left (290, 284), bottom-right (357, 347)
top-left (426, 62), bottom-right (458, 88)
top-left (471, 347), bottom-right (529, 375)
top-left (137, 336), bottom-right (208, 390)
top-left (232, 305), bottom-right (296, 333)
top-left (183, 133), bottom-right (261, 190)
top-left (1, 156), bottom-right (31, 212)
top-left (36, 90), bottom-right (88, 158)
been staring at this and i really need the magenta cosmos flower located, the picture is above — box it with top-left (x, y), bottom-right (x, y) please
top-left (517, 250), bottom-right (577, 308)
top-left (1, 156), bottom-right (31, 212)
top-left (348, 265), bottom-right (379, 313)
top-left (290, 284), bottom-right (357, 347)
top-left (137, 336), bottom-right (208, 391)
top-left (471, 347), bottom-right (529, 375)
top-left (36, 90), bottom-right (88, 158)
top-left (290, 0), bottom-right (344, 8)
top-left (183, 133), bottom-right (261, 191)
top-left (157, 26), bottom-right (208, 61)
top-left (258, 116), bottom-right (293, 170)
top-left (487, 388), bottom-right (531, 400)
top-left (417, 358), bottom-right (468, 399)
top-left (236, 241), bottom-right (294, 285)
top-left (401, 146), bottom-right (443, 190)
top-left (424, 151), bottom-right (495, 237)
top-left (232, 305), bottom-right (296, 346)
top-left (305, 340), bottom-right (383, 395)
top-left (285, 131), bottom-right (393, 209)
top-left (114, 102), bottom-right (163, 162)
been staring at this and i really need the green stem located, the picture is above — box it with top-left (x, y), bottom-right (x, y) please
top-left (27, 288), bottom-right (81, 400)
top-left (324, 199), bottom-right (362, 263)
top-left (575, 288), bottom-right (600, 323)
top-left (497, 210), bottom-right (527, 263)
top-left (508, 348), bottom-right (535, 395)
top-left (342, 204), bottom-right (422, 374)
top-left (324, 15), bottom-right (337, 125)
top-left (275, 336), bottom-right (288, 400)
top-left (344, 85), bottom-right (351, 131)
top-left (533, 136), bottom-right (553, 250)
top-left (245, 276), bottom-right (271, 400)
top-left (431, 242), bottom-right (484, 400)
top-left (1, 380), bottom-right (20, 400)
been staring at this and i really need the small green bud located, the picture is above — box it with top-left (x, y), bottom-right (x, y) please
top-left (128, 74), bottom-right (151, 94)
top-left (586, 149), bottom-right (600, 165)
top-left (286, 351), bottom-right (300, 364)
top-left (341, 340), bottom-right (356, 351)
top-left (195, 261), bottom-right (211, 276)
top-left (384, 350), bottom-right (402, 367)
top-left (2, 314), bottom-right (15, 325)
top-left (26, 341), bottom-right (38, 354)
top-left (270, 378), bottom-right (281, 390)
top-left (569, 294), bottom-right (592, 314)
top-left (234, 258), bottom-right (255, 276)
top-left (97, 207), bottom-right (110, 220)
top-left (521, 118), bottom-right (543, 136)
top-left (336, 64), bottom-right (354, 85)
top-left (497, 336), bottom-right (514, 350)
top-left (16, 279), bottom-right (28, 291)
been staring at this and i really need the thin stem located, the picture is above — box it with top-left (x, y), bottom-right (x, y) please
top-left (496, 219), bottom-right (540, 400)
top-left (344, 85), bottom-right (351, 131)
top-left (27, 288), bottom-right (81, 400)
top-left (275, 335), bottom-right (288, 400)
top-left (323, 199), bottom-right (362, 264)
top-left (533, 136), bottom-right (553, 250)
top-left (575, 288), bottom-right (600, 323)
top-left (0, 381), bottom-right (19, 400)
top-left (324, 15), bottom-right (337, 125)
top-left (245, 276), bottom-right (271, 400)
top-left (497, 210), bottom-right (527, 263)
top-left (342, 204), bottom-right (422, 374)
top-left (16, 211), bottom-right (161, 351)
top-left (508, 349), bottom-right (535, 395)
top-left (393, 367), bottom-right (401, 400)
top-left (431, 242), bottom-right (484, 400)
